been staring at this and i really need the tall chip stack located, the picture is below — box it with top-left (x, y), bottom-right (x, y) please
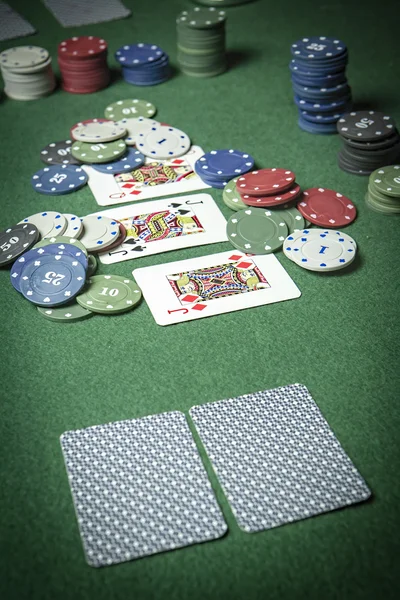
top-left (0, 46), bottom-right (55, 100)
top-left (58, 36), bottom-right (110, 94)
top-left (289, 36), bottom-right (352, 134)
top-left (176, 6), bottom-right (227, 78)
top-left (115, 43), bottom-right (170, 86)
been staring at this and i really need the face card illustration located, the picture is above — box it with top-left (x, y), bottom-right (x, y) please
top-left (60, 411), bottom-right (227, 568)
top-left (190, 384), bottom-right (371, 533)
top-left (92, 194), bottom-right (228, 264)
top-left (133, 250), bottom-right (301, 325)
top-left (83, 145), bottom-right (210, 207)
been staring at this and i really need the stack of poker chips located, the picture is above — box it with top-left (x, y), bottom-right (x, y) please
top-left (177, 6), bottom-right (227, 78)
top-left (194, 149), bottom-right (255, 188)
top-left (58, 36), bottom-right (110, 94)
top-left (0, 46), bottom-right (55, 100)
top-left (289, 36), bottom-right (352, 134)
top-left (115, 43), bottom-right (170, 86)
top-left (365, 165), bottom-right (400, 214)
top-left (234, 168), bottom-right (302, 208)
top-left (336, 110), bottom-right (400, 175)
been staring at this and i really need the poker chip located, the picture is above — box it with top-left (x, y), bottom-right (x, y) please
top-left (227, 208), bottom-right (288, 254)
top-left (283, 229), bottom-right (357, 272)
top-left (0, 45), bottom-right (55, 100)
top-left (240, 183), bottom-right (302, 207)
top-left (293, 95), bottom-right (351, 113)
top-left (71, 139), bottom-right (127, 164)
top-left (19, 212), bottom-right (67, 238)
top-left (0, 223), bottom-right (39, 267)
top-left (17, 253), bottom-right (87, 307)
top-left (58, 36), bottom-right (110, 94)
top-left (104, 99), bottom-right (157, 121)
top-left (31, 165), bottom-right (88, 195)
top-left (269, 206), bottom-right (306, 233)
top-left (194, 163), bottom-right (226, 188)
top-left (195, 150), bottom-right (255, 180)
top-left (97, 221), bottom-right (127, 254)
top-left (76, 275), bottom-right (142, 314)
top-left (337, 111), bottom-right (396, 141)
top-left (176, 6), bottom-right (227, 77)
top-left (118, 117), bottom-right (159, 145)
top-left (63, 214), bottom-right (84, 239)
top-left (115, 44), bottom-right (170, 86)
top-left (371, 166), bottom-right (400, 197)
top-left (297, 188), bottom-right (356, 228)
top-left (69, 118), bottom-right (109, 138)
top-left (298, 116), bottom-right (339, 135)
top-left (37, 302), bottom-right (94, 322)
top-left (365, 166), bottom-right (400, 214)
top-left (222, 178), bottom-right (247, 211)
top-left (79, 215), bottom-right (120, 252)
top-left (34, 235), bottom-right (88, 256)
top-left (237, 169), bottom-right (296, 196)
top-left (91, 148), bottom-right (146, 174)
top-left (136, 124), bottom-right (191, 159)
top-left (40, 140), bottom-right (81, 165)
top-left (291, 37), bottom-right (347, 61)
top-left (70, 120), bottom-right (127, 143)
top-left (87, 254), bottom-right (98, 277)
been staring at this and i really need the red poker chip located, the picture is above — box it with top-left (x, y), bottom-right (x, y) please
top-left (236, 168), bottom-right (296, 196)
top-left (96, 221), bottom-right (127, 253)
top-left (240, 183), bottom-right (302, 207)
top-left (58, 36), bottom-right (108, 60)
top-left (297, 187), bottom-right (357, 228)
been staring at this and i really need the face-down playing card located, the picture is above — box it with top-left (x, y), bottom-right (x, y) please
top-left (60, 411), bottom-right (227, 567)
top-left (133, 250), bottom-right (301, 325)
top-left (189, 384), bottom-right (371, 533)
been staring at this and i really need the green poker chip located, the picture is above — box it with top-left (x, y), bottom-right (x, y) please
top-left (365, 192), bottom-right (400, 214)
top-left (177, 7), bottom-right (226, 29)
top-left (227, 208), bottom-right (288, 254)
top-left (268, 206), bottom-right (306, 233)
top-left (87, 254), bottom-right (98, 277)
top-left (76, 275), bottom-right (142, 315)
top-left (222, 178), bottom-right (247, 211)
top-left (370, 165), bottom-right (400, 198)
top-left (34, 235), bottom-right (88, 256)
top-left (71, 139), bottom-right (126, 164)
top-left (104, 99), bottom-right (156, 121)
top-left (37, 302), bottom-right (94, 322)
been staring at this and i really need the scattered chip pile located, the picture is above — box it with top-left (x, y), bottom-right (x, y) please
top-left (336, 111), bottom-right (400, 175)
top-left (177, 6), bottom-right (227, 78)
top-left (235, 168), bottom-right (301, 207)
top-left (365, 165), bottom-right (400, 214)
top-left (0, 46), bottom-right (55, 100)
top-left (195, 149), bottom-right (254, 188)
top-left (58, 36), bottom-right (110, 94)
top-left (290, 36), bottom-right (352, 134)
top-left (115, 43), bottom-right (170, 86)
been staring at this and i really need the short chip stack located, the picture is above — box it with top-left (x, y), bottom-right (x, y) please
top-left (195, 149), bottom-right (255, 188)
top-left (290, 36), bottom-right (352, 134)
top-left (58, 36), bottom-right (110, 94)
top-left (177, 6), bottom-right (227, 78)
top-left (336, 111), bottom-right (400, 175)
top-left (0, 46), bottom-right (55, 100)
top-left (235, 168), bottom-right (302, 207)
top-left (365, 165), bottom-right (400, 214)
top-left (115, 43), bottom-right (170, 86)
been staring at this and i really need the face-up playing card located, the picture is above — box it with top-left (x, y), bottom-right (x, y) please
top-left (190, 384), bottom-right (371, 533)
top-left (60, 411), bottom-right (227, 567)
top-left (83, 145), bottom-right (210, 207)
top-left (133, 250), bottom-right (301, 326)
top-left (92, 194), bottom-right (228, 264)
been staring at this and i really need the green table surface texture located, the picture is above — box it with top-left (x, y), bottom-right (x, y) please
top-left (0, 1), bottom-right (399, 599)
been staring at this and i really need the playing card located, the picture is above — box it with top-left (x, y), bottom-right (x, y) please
top-left (60, 411), bottom-right (227, 567)
top-left (92, 194), bottom-right (228, 264)
top-left (190, 384), bottom-right (371, 533)
top-left (133, 250), bottom-right (301, 326)
top-left (83, 146), bottom-right (210, 207)
top-left (43, 0), bottom-right (130, 27)
top-left (0, 2), bottom-right (35, 41)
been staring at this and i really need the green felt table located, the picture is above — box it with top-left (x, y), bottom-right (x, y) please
top-left (1, 0), bottom-right (400, 598)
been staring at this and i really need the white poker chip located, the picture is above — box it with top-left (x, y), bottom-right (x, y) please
top-left (118, 117), bottom-right (159, 146)
top-left (137, 124), bottom-right (191, 159)
top-left (63, 213), bottom-right (84, 239)
top-left (283, 228), bottom-right (357, 272)
top-left (71, 121), bottom-right (127, 143)
top-left (0, 46), bottom-right (49, 69)
top-left (79, 215), bottom-right (120, 252)
top-left (18, 212), bottom-right (67, 238)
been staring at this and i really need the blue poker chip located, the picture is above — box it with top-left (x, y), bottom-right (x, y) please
top-left (91, 148), bottom-right (146, 174)
top-left (298, 116), bottom-right (338, 135)
top-left (31, 165), bottom-right (88, 195)
top-left (291, 72), bottom-right (346, 87)
top-left (299, 110), bottom-right (343, 124)
top-left (292, 82), bottom-right (351, 102)
top-left (291, 37), bottom-right (347, 61)
top-left (115, 43), bottom-right (165, 66)
top-left (290, 58), bottom-right (347, 75)
top-left (293, 95), bottom-right (352, 113)
top-left (17, 253), bottom-right (87, 307)
top-left (10, 243), bottom-right (88, 293)
top-left (195, 149), bottom-right (254, 181)
top-left (194, 163), bottom-right (227, 189)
